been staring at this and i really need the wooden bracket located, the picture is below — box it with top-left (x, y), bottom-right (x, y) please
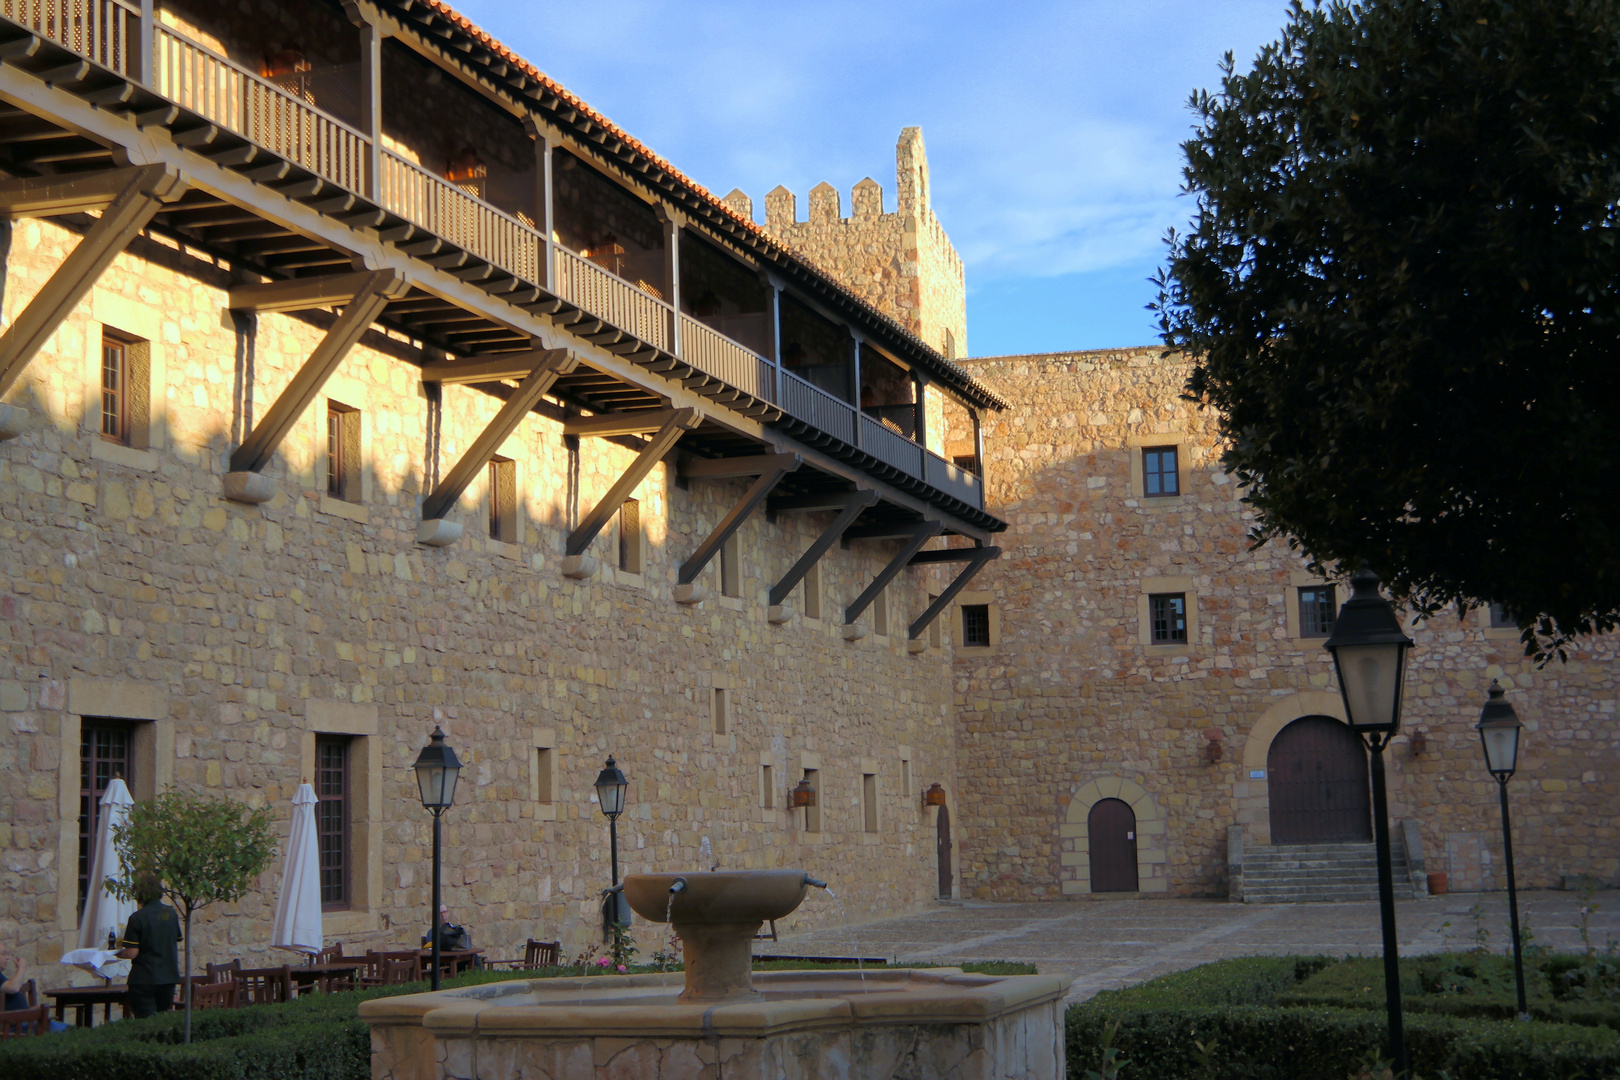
top-left (906, 546), bottom-right (1000, 641)
top-left (843, 520), bottom-right (944, 626)
top-left (565, 409), bottom-right (700, 556)
top-left (228, 269), bottom-right (405, 314)
top-left (562, 409), bottom-right (685, 439)
top-left (227, 270), bottom-right (409, 474)
top-left (420, 353), bottom-right (566, 385)
top-left (0, 165), bottom-right (186, 397)
top-left (677, 455), bottom-right (800, 585)
top-left (677, 452), bottom-right (799, 481)
top-left (421, 349), bottom-right (576, 522)
top-left (767, 490), bottom-right (878, 607)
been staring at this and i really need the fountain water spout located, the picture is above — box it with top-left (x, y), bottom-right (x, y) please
top-left (803, 875), bottom-right (828, 889)
top-left (669, 877), bottom-right (688, 894)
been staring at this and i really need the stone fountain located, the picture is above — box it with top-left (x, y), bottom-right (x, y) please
top-left (361, 869), bottom-right (1070, 1079)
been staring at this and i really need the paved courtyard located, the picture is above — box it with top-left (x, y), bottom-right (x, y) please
top-left (769, 890), bottom-right (1620, 1002)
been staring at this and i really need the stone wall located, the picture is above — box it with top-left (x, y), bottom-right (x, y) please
top-left (952, 347), bottom-right (1620, 901)
top-left (0, 217), bottom-right (963, 978)
top-left (756, 129), bottom-right (967, 359)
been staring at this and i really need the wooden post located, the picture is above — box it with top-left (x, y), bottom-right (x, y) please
top-left (660, 208), bottom-right (682, 358)
top-left (763, 273), bottom-right (783, 403)
top-left (849, 328), bottom-right (862, 446)
top-left (358, 20), bottom-right (383, 202)
top-left (913, 372), bottom-right (928, 449)
top-left (972, 406), bottom-right (984, 476)
top-left (137, 0), bottom-right (154, 86)
top-left (537, 136), bottom-right (555, 291)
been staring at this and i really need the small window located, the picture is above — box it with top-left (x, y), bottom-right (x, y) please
top-left (326, 403), bottom-right (361, 502)
top-left (711, 687), bottom-right (728, 736)
top-left (951, 454), bottom-right (978, 474)
top-left (315, 736), bottom-right (350, 909)
top-left (534, 747), bottom-right (553, 804)
top-left (1149, 593), bottom-right (1188, 644)
top-left (862, 773), bottom-right (879, 833)
top-left (79, 720), bottom-right (135, 917)
top-left (1299, 586), bottom-right (1336, 638)
top-left (803, 768), bottom-right (820, 833)
top-left (99, 332), bottom-right (149, 448)
top-left (1142, 446), bottom-right (1180, 498)
top-left (943, 328), bottom-right (956, 359)
top-left (489, 457), bottom-right (517, 543)
top-left (873, 589), bottom-right (889, 637)
top-left (720, 533), bottom-right (740, 597)
top-left (962, 603), bottom-right (991, 647)
top-left (803, 562), bottom-right (822, 620)
top-left (761, 764), bottom-right (774, 810)
top-left (1489, 603), bottom-right (1515, 629)
top-left (617, 498), bottom-right (641, 573)
top-left (927, 595), bottom-right (941, 649)
top-left (900, 758), bottom-right (912, 799)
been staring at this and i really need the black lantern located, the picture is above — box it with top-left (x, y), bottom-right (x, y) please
top-left (1476, 680), bottom-right (1523, 779)
top-left (790, 777), bottom-right (817, 829)
top-left (594, 755), bottom-right (629, 820)
top-left (1477, 680), bottom-right (1529, 1018)
top-left (1322, 565), bottom-right (1414, 735)
top-left (412, 727), bottom-right (462, 991)
top-left (923, 783), bottom-right (947, 807)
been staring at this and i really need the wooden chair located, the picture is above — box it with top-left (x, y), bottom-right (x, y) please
top-left (191, 981), bottom-right (238, 1010)
top-left (491, 939), bottom-right (560, 969)
top-left (0, 1005), bottom-right (50, 1038)
top-left (20, 979), bottom-right (36, 1007)
top-left (381, 958), bottom-right (418, 986)
top-left (311, 944), bottom-right (344, 965)
top-left (236, 966), bottom-right (293, 1006)
top-left (362, 950), bottom-right (422, 987)
top-left (205, 959), bottom-right (242, 984)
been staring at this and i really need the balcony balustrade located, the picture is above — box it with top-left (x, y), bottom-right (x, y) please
top-left (0, 4), bottom-right (985, 511)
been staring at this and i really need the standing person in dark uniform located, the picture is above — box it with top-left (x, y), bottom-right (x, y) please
top-left (116, 873), bottom-right (182, 1018)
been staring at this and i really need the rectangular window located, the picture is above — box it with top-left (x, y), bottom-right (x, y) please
top-left (534, 747), bottom-right (553, 804)
top-left (873, 590), bottom-right (889, 637)
top-left (1149, 592), bottom-right (1188, 644)
top-left (315, 736), bottom-right (350, 909)
top-left (489, 457), bottom-right (517, 543)
top-left (1489, 602), bottom-right (1515, 629)
top-left (326, 403), bottom-right (361, 502)
top-left (862, 774), bottom-right (879, 833)
top-left (720, 533), bottom-right (740, 597)
top-left (100, 336), bottom-right (126, 443)
top-left (927, 595), bottom-right (941, 649)
top-left (761, 764), bottom-right (774, 810)
top-left (803, 768), bottom-right (820, 833)
top-left (617, 498), bottom-right (641, 573)
top-left (711, 687), bottom-right (728, 736)
top-left (1299, 586), bottom-right (1336, 638)
top-left (78, 721), bottom-right (134, 918)
top-left (803, 562), bottom-right (822, 620)
top-left (900, 758), bottom-right (912, 799)
top-left (1143, 446), bottom-right (1180, 498)
top-left (962, 603), bottom-right (991, 647)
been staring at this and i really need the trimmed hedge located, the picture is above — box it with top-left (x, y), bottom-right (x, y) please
top-left (1067, 956), bottom-right (1620, 1080)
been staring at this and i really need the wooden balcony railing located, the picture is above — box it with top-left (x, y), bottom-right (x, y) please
top-left (0, 0), bottom-right (138, 77)
top-left (4, 10), bottom-right (985, 511)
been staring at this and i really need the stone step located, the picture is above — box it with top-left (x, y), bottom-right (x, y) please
top-left (1239, 837), bottom-right (1415, 904)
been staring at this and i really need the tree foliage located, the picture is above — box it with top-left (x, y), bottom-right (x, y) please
top-left (1155, 0), bottom-right (1620, 659)
top-left (109, 790), bottom-right (277, 1042)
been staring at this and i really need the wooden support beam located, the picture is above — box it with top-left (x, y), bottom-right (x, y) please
top-left (768, 490), bottom-right (874, 515)
top-left (677, 456), bottom-right (799, 585)
top-left (227, 270), bottom-right (408, 473)
top-left (767, 490), bottom-right (878, 607)
top-left (420, 351), bottom-right (563, 385)
top-left (562, 409), bottom-right (686, 439)
top-left (0, 164), bottom-right (181, 218)
top-left (677, 453), bottom-right (800, 481)
top-left (843, 521), bottom-right (944, 626)
top-left (566, 409), bottom-right (699, 556)
top-left (906, 546), bottom-right (1000, 641)
top-left (421, 349), bottom-right (575, 521)
top-left (228, 269), bottom-right (402, 314)
top-left (844, 520), bottom-right (944, 542)
top-left (909, 546), bottom-right (996, 565)
top-left (0, 165), bottom-right (185, 398)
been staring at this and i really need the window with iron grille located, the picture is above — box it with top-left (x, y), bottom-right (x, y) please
top-left (720, 532), bottom-right (740, 597)
top-left (1142, 446), bottom-right (1180, 497)
top-left (1299, 586), bottom-right (1336, 638)
top-left (489, 457), bottom-right (517, 543)
top-left (315, 736), bottom-right (350, 909)
top-left (1489, 603), bottom-right (1515, 628)
top-left (618, 498), bottom-right (641, 573)
top-left (962, 603), bottom-right (991, 647)
top-left (79, 721), bottom-right (134, 918)
top-left (1149, 593), bottom-right (1188, 644)
top-left (325, 403), bottom-right (361, 502)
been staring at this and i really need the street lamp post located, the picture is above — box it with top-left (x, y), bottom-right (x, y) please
top-left (412, 727), bottom-right (463, 992)
top-left (1477, 680), bottom-right (1529, 1020)
top-left (594, 756), bottom-right (629, 940)
top-left (1323, 565), bottom-right (1415, 1077)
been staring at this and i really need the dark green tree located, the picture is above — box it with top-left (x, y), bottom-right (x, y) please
top-left (1156, 0), bottom-right (1620, 659)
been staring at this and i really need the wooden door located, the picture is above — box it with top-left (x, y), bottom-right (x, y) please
top-left (936, 804), bottom-right (953, 898)
top-left (1267, 715), bottom-right (1372, 843)
top-left (1088, 798), bottom-right (1138, 892)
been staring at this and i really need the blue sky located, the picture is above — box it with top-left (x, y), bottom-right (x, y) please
top-left (453, 0), bottom-right (1290, 357)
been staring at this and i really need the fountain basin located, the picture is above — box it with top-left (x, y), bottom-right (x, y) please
top-left (360, 967), bottom-right (1071, 1080)
top-left (622, 869), bottom-right (810, 924)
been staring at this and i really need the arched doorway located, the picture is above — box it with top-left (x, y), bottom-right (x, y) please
top-left (1267, 715), bottom-right (1371, 843)
top-left (1088, 798), bottom-right (1138, 892)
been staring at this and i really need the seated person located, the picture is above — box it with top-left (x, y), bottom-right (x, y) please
top-left (0, 945), bottom-right (66, 1031)
top-left (425, 904), bottom-right (480, 968)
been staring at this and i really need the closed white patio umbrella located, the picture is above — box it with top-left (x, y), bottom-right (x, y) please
top-left (76, 777), bottom-right (135, 952)
top-left (270, 782), bottom-right (323, 955)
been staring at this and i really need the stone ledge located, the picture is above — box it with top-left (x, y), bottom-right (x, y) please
top-left (0, 403), bottom-right (25, 441)
top-left (223, 471), bottom-right (274, 504)
top-left (673, 583), bottom-right (709, 605)
top-left (766, 605), bottom-right (793, 625)
top-left (417, 518), bottom-right (463, 547)
top-left (560, 555), bottom-right (598, 580)
top-left (842, 623), bottom-right (868, 642)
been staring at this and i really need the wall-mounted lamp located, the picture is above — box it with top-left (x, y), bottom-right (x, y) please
top-left (1409, 730), bottom-right (1428, 757)
top-left (1203, 728), bottom-right (1224, 764)
top-left (790, 778), bottom-right (816, 829)
top-left (923, 782), bottom-right (947, 807)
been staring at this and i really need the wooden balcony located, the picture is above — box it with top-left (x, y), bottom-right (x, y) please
top-left (0, 0), bottom-right (990, 524)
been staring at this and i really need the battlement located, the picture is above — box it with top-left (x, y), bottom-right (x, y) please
top-left (729, 128), bottom-right (968, 359)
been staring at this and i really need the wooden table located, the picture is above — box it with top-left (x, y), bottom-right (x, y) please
top-left (421, 948), bottom-right (483, 978)
top-left (288, 961), bottom-right (366, 993)
top-left (43, 983), bottom-right (128, 1027)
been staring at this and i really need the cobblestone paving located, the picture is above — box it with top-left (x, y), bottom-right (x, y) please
top-left (768, 890), bottom-right (1620, 1003)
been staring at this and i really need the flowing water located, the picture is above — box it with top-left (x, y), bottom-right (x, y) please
top-left (661, 891), bottom-right (677, 972)
top-left (819, 887), bottom-right (866, 993)
top-left (698, 835), bottom-right (713, 870)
